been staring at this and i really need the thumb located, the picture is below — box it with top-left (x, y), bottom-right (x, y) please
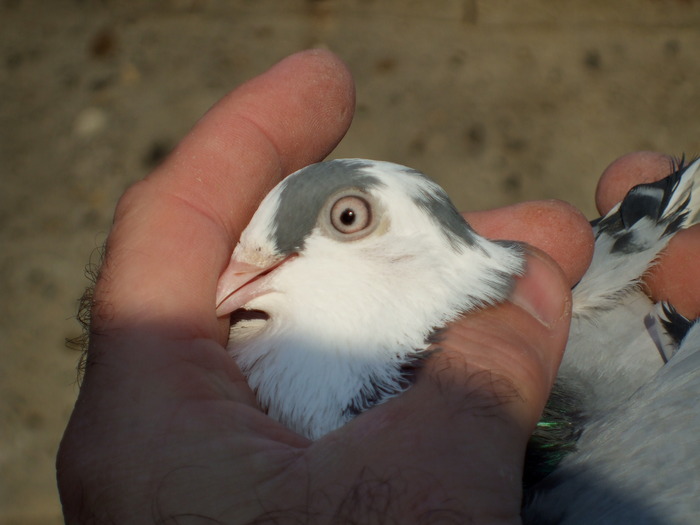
top-left (433, 247), bottom-right (572, 431)
top-left (306, 248), bottom-right (572, 523)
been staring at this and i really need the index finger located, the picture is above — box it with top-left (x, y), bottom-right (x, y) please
top-left (94, 50), bottom-right (355, 342)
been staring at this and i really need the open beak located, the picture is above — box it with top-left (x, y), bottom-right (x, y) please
top-left (215, 255), bottom-right (294, 317)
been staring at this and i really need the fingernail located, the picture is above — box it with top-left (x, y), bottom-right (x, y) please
top-left (509, 247), bottom-right (570, 329)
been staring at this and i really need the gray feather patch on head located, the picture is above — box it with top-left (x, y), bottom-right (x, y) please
top-left (272, 159), bottom-right (385, 254)
top-left (396, 165), bottom-right (478, 249)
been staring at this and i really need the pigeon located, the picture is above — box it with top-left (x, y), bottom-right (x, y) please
top-left (216, 159), bottom-right (525, 439)
top-left (216, 157), bottom-right (700, 522)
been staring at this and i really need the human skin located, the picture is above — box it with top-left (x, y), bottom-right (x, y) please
top-left (56, 50), bottom-right (699, 524)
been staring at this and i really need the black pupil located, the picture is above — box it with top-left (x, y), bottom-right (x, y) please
top-left (340, 208), bottom-right (356, 225)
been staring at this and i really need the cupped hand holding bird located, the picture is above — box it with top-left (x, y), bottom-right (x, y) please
top-left (57, 50), bottom-right (699, 524)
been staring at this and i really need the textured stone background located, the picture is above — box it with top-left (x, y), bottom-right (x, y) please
top-left (2, 1), bottom-right (700, 522)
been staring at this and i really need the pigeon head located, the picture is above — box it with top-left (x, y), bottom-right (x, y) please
top-left (216, 158), bottom-right (525, 438)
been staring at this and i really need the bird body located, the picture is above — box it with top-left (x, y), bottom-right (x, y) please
top-left (217, 157), bottom-right (700, 521)
top-left (524, 315), bottom-right (700, 524)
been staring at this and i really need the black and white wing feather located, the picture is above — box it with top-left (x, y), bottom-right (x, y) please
top-left (573, 158), bottom-right (700, 317)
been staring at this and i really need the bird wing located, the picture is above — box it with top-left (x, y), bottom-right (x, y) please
top-left (572, 157), bottom-right (700, 318)
top-left (563, 158), bottom-right (700, 410)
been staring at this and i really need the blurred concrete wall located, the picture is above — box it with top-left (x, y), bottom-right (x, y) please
top-left (2, 1), bottom-right (699, 523)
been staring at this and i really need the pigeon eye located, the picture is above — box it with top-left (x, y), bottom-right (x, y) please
top-left (330, 196), bottom-right (372, 234)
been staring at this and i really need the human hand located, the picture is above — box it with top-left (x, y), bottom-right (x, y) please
top-left (56, 48), bottom-right (692, 524)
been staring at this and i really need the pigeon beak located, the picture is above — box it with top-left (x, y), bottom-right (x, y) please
top-left (215, 254), bottom-right (295, 317)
